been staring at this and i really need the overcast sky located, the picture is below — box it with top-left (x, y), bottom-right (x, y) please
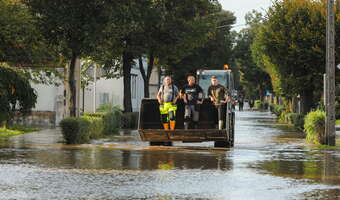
top-left (219, 0), bottom-right (273, 30)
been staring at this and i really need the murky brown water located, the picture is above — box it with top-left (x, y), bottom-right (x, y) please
top-left (0, 108), bottom-right (339, 200)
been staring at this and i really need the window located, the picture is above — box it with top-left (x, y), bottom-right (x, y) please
top-left (99, 93), bottom-right (109, 105)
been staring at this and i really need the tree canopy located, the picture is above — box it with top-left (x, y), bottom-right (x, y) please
top-left (251, 0), bottom-right (340, 113)
top-left (0, 0), bottom-right (60, 67)
top-left (233, 11), bottom-right (272, 100)
top-left (0, 66), bottom-right (37, 124)
top-left (167, 9), bottom-right (236, 87)
top-left (24, 0), bottom-right (120, 116)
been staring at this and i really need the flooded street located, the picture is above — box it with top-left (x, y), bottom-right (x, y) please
top-left (0, 109), bottom-right (339, 199)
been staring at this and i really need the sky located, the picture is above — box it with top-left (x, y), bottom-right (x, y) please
top-left (219, 0), bottom-right (273, 31)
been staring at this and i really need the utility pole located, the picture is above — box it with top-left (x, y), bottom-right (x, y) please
top-left (75, 58), bottom-right (81, 117)
top-left (93, 64), bottom-right (97, 113)
top-left (325, 0), bottom-right (336, 146)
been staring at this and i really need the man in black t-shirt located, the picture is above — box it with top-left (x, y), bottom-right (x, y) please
top-left (207, 76), bottom-right (230, 130)
top-left (181, 75), bottom-right (203, 129)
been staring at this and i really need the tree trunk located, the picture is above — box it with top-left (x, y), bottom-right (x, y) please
top-left (123, 51), bottom-right (133, 113)
top-left (292, 96), bottom-right (299, 113)
top-left (1, 121), bottom-right (6, 129)
top-left (139, 53), bottom-right (154, 98)
top-left (286, 97), bottom-right (293, 113)
top-left (68, 53), bottom-right (78, 117)
top-left (300, 88), bottom-right (314, 114)
top-left (82, 87), bottom-right (85, 113)
top-left (258, 85), bottom-right (264, 101)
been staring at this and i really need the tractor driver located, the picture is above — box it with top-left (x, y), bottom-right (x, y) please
top-left (157, 76), bottom-right (179, 130)
top-left (208, 76), bottom-right (230, 130)
top-left (181, 75), bottom-right (203, 129)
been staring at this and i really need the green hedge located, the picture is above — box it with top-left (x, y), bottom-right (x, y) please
top-left (83, 112), bottom-right (106, 118)
top-left (270, 104), bottom-right (285, 116)
top-left (84, 108), bottom-right (122, 135)
top-left (304, 110), bottom-right (325, 145)
top-left (60, 109), bottom-right (139, 144)
top-left (121, 112), bottom-right (139, 129)
top-left (60, 118), bottom-right (91, 144)
top-left (279, 112), bottom-right (305, 130)
top-left (103, 110), bottom-right (122, 135)
top-left (290, 113), bottom-right (305, 130)
top-left (336, 102), bottom-right (340, 119)
top-left (81, 116), bottom-right (103, 139)
top-left (255, 100), bottom-right (269, 110)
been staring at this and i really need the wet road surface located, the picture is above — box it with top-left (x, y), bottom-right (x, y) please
top-left (0, 109), bottom-right (339, 200)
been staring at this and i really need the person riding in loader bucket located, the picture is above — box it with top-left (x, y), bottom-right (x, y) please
top-left (157, 76), bottom-right (179, 130)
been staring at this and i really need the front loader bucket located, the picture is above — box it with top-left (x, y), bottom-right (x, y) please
top-left (138, 99), bottom-right (229, 142)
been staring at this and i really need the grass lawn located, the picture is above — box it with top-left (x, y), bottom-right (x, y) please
top-left (0, 126), bottom-right (41, 138)
top-left (0, 128), bottom-right (23, 137)
top-left (336, 120), bottom-right (340, 125)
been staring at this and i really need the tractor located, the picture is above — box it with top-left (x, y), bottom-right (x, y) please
top-left (138, 69), bottom-right (236, 148)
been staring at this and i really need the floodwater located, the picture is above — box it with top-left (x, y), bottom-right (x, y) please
top-left (0, 108), bottom-right (339, 199)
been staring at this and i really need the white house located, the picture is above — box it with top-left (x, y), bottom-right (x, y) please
top-left (82, 64), bottom-right (145, 113)
top-left (27, 58), bottom-right (159, 126)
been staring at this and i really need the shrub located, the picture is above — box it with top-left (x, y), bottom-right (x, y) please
top-left (336, 102), bottom-right (340, 119)
top-left (270, 104), bottom-right (285, 116)
top-left (290, 113), bottom-right (305, 130)
top-left (121, 112), bottom-right (139, 129)
top-left (60, 117), bottom-right (91, 144)
top-left (278, 111), bottom-right (305, 130)
top-left (85, 106), bottom-right (123, 135)
top-left (278, 111), bottom-right (290, 123)
top-left (83, 112), bottom-right (106, 118)
top-left (81, 116), bottom-right (103, 139)
top-left (103, 110), bottom-right (122, 135)
top-left (255, 100), bottom-right (262, 110)
top-left (304, 110), bottom-right (325, 145)
top-left (255, 100), bottom-right (269, 110)
top-left (96, 104), bottom-right (122, 113)
top-left (262, 102), bottom-right (269, 110)
top-left (0, 128), bottom-right (23, 137)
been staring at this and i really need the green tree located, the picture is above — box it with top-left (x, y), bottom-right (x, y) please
top-left (166, 9), bottom-right (236, 87)
top-left (0, 0), bottom-right (60, 66)
top-left (0, 66), bottom-right (37, 125)
top-left (25, 0), bottom-right (117, 116)
top-left (94, 0), bottom-right (222, 110)
top-left (233, 11), bottom-right (272, 100)
top-left (252, 0), bottom-right (340, 113)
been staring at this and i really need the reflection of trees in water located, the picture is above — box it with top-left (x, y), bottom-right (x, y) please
top-left (26, 149), bottom-right (126, 169)
top-left (256, 150), bottom-right (340, 185)
top-left (4, 147), bottom-right (233, 171)
top-left (302, 188), bottom-right (340, 200)
top-left (139, 150), bottom-right (233, 171)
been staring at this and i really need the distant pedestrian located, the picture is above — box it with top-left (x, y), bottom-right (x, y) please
top-left (249, 99), bottom-right (254, 110)
top-left (239, 99), bottom-right (244, 111)
top-left (238, 92), bottom-right (244, 111)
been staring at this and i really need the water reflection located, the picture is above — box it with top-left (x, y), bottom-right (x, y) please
top-left (0, 111), bottom-right (339, 199)
top-left (254, 148), bottom-right (340, 185)
top-left (0, 145), bottom-right (233, 171)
